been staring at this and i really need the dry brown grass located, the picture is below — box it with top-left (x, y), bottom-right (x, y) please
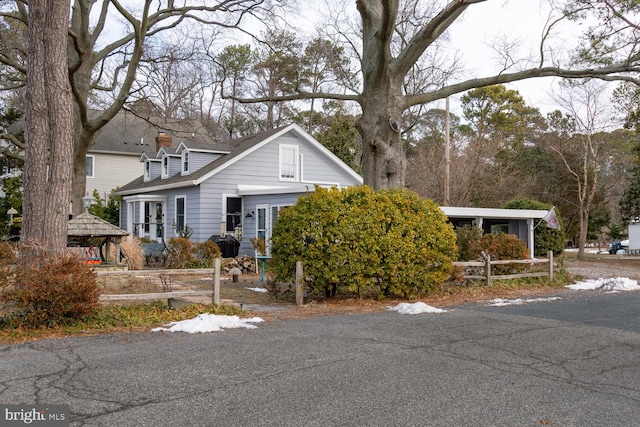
top-left (119, 237), bottom-right (145, 270)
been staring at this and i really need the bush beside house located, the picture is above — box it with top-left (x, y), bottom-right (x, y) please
top-left (270, 186), bottom-right (457, 299)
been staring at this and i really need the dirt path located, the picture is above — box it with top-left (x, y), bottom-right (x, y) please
top-left (564, 254), bottom-right (640, 280)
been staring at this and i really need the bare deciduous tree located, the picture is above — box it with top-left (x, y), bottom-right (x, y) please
top-left (0, 0), bottom-right (274, 215)
top-left (239, 0), bottom-right (640, 190)
top-left (545, 80), bottom-right (619, 259)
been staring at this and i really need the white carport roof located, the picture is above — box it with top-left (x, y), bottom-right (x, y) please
top-left (441, 206), bottom-right (549, 219)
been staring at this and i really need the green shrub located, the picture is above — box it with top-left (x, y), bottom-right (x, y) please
top-left (270, 186), bottom-right (458, 299)
top-left (0, 251), bottom-right (100, 327)
top-left (503, 199), bottom-right (565, 256)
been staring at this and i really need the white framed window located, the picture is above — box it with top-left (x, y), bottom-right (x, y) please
top-left (144, 161), bottom-right (151, 181)
top-left (279, 144), bottom-right (298, 181)
top-left (86, 155), bottom-right (95, 178)
top-left (162, 156), bottom-right (169, 178)
top-left (175, 196), bottom-right (186, 234)
top-left (182, 151), bottom-right (190, 174)
top-left (224, 196), bottom-right (243, 234)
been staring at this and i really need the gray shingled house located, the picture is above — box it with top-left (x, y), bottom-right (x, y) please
top-left (114, 123), bottom-right (363, 257)
top-left (86, 110), bottom-right (216, 200)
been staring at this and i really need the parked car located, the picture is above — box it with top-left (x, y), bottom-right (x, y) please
top-left (609, 239), bottom-right (629, 255)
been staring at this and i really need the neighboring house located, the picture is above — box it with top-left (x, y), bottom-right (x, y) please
top-left (114, 123), bottom-right (364, 257)
top-left (442, 206), bottom-right (552, 258)
top-left (86, 110), bottom-right (216, 200)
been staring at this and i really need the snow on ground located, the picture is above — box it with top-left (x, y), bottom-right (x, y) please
top-left (387, 302), bottom-right (447, 315)
top-left (151, 314), bottom-right (264, 333)
top-left (245, 287), bottom-right (268, 293)
top-left (488, 297), bottom-right (561, 306)
top-left (566, 277), bottom-right (640, 292)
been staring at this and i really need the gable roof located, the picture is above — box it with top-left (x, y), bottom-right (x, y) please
top-left (115, 123), bottom-right (363, 196)
top-left (88, 109), bottom-right (225, 155)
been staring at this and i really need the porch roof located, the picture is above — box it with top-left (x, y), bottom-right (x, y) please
top-left (441, 206), bottom-right (549, 220)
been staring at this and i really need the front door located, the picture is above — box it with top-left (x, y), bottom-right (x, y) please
top-left (256, 204), bottom-right (268, 255)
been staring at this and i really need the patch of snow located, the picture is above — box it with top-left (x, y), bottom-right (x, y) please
top-left (245, 287), bottom-right (268, 293)
top-left (151, 314), bottom-right (264, 333)
top-left (387, 302), bottom-right (447, 315)
top-left (488, 297), bottom-right (561, 306)
top-left (565, 277), bottom-right (640, 292)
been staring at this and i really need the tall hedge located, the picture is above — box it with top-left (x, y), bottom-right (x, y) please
top-left (270, 186), bottom-right (457, 299)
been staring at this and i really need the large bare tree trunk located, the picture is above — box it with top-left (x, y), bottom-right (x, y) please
top-left (357, 85), bottom-right (406, 189)
top-left (356, 0), bottom-right (405, 189)
top-left (22, 0), bottom-right (73, 253)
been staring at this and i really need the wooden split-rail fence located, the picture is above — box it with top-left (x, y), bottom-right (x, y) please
top-left (453, 250), bottom-right (554, 286)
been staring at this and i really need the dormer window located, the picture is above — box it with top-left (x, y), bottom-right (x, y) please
top-left (162, 156), bottom-right (169, 178)
top-left (182, 151), bottom-right (190, 174)
top-left (279, 144), bottom-right (298, 181)
top-left (145, 161), bottom-right (151, 180)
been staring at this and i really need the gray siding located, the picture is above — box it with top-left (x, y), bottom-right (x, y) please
top-left (162, 187), bottom-right (201, 239)
top-left (238, 193), bottom-right (303, 256)
top-left (208, 132), bottom-right (361, 188)
top-left (167, 156), bottom-right (181, 178)
top-left (188, 152), bottom-right (223, 174)
top-left (119, 200), bottom-right (128, 229)
top-left (148, 160), bottom-right (161, 181)
top-left (298, 138), bottom-right (360, 185)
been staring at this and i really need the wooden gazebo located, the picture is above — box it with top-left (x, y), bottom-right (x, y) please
top-left (68, 212), bottom-right (129, 265)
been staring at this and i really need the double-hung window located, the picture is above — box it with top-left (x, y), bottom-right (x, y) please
top-left (86, 155), bottom-right (95, 178)
top-left (279, 145), bottom-right (298, 181)
top-left (162, 156), bottom-right (169, 178)
top-left (182, 151), bottom-right (189, 174)
top-left (175, 196), bottom-right (185, 233)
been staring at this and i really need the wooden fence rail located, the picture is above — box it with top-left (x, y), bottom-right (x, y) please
top-left (453, 250), bottom-right (554, 286)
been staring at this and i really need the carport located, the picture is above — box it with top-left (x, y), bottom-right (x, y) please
top-left (441, 206), bottom-right (550, 258)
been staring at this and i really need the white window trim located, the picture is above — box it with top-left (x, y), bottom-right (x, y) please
top-left (182, 150), bottom-right (190, 174)
top-left (222, 194), bottom-right (243, 236)
top-left (175, 195), bottom-right (186, 236)
top-left (144, 160), bottom-right (151, 181)
top-left (279, 144), bottom-right (299, 182)
top-left (161, 155), bottom-right (169, 178)
top-left (86, 155), bottom-right (95, 178)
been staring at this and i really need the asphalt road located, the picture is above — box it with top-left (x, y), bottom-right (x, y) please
top-left (2, 290), bottom-right (640, 426)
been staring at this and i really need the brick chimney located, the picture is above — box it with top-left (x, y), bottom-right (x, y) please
top-left (155, 131), bottom-right (172, 152)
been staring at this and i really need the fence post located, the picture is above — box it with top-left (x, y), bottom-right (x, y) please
top-left (213, 257), bottom-right (221, 305)
top-left (548, 250), bottom-right (554, 283)
top-left (295, 261), bottom-right (304, 306)
top-left (485, 255), bottom-right (491, 286)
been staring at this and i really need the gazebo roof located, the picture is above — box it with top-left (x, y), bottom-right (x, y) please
top-left (68, 212), bottom-right (129, 238)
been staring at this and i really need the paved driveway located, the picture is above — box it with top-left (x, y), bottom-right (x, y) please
top-left (2, 291), bottom-right (640, 426)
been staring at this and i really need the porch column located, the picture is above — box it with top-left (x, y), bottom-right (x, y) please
top-left (527, 218), bottom-right (535, 258)
top-left (138, 201), bottom-right (145, 238)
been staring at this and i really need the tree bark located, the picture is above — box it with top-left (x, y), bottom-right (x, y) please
top-left (356, 0), bottom-right (405, 189)
top-left (22, 0), bottom-right (74, 253)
